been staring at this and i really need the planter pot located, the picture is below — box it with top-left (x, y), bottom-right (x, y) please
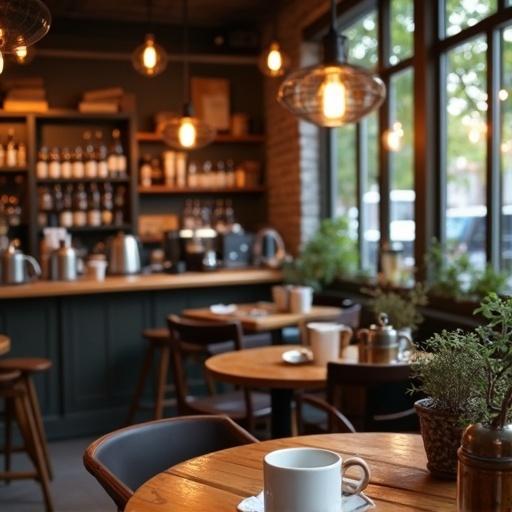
top-left (458, 423), bottom-right (512, 511)
top-left (415, 398), bottom-right (463, 479)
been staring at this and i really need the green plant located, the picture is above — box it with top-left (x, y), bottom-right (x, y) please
top-left (283, 217), bottom-right (358, 291)
top-left (367, 283), bottom-right (428, 331)
top-left (469, 265), bottom-right (508, 299)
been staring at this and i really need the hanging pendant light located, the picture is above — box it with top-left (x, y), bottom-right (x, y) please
top-left (13, 43), bottom-right (35, 65)
top-left (259, 20), bottom-right (289, 77)
top-left (277, 0), bottom-right (385, 127)
top-left (132, 1), bottom-right (168, 77)
top-left (0, 0), bottom-right (51, 74)
top-left (162, 0), bottom-right (216, 150)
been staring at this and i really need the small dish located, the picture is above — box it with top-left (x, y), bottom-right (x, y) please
top-left (281, 348), bottom-right (313, 365)
top-left (209, 304), bottom-right (237, 315)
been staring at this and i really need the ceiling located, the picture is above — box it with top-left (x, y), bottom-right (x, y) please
top-left (44, 0), bottom-right (276, 28)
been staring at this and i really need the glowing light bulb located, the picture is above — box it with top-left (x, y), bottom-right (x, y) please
top-left (0, 51), bottom-right (4, 75)
top-left (266, 43), bottom-right (283, 74)
top-left (15, 45), bottom-right (28, 64)
top-left (499, 89), bottom-right (509, 101)
top-left (178, 118), bottom-right (197, 148)
top-left (320, 72), bottom-right (346, 121)
top-left (142, 39), bottom-right (157, 71)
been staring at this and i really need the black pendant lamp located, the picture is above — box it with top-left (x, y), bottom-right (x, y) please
top-left (278, 0), bottom-right (385, 127)
top-left (0, 0), bottom-right (51, 73)
top-left (162, 0), bottom-right (216, 150)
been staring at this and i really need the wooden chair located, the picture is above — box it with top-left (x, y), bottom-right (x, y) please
top-left (296, 361), bottom-right (416, 434)
top-left (0, 367), bottom-right (53, 511)
top-left (166, 315), bottom-right (271, 432)
top-left (84, 415), bottom-right (258, 511)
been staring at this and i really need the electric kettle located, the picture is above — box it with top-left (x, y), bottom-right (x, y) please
top-left (107, 232), bottom-right (142, 275)
top-left (0, 242), bottom-right (41, 285)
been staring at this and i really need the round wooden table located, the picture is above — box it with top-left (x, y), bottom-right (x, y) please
top-left (206, 344), bottom-right (359, 438)
top-left (125, 433), bottom-right (456, 512)
top-left (0, 335), bottom-right (10, 356)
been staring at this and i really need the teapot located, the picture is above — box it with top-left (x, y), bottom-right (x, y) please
top-left (107, 232), bottom-right (141, 275)
top-left (49, 239), bottom-right (78, 281)
top-left (356, 313), bottom-right (412, 364)
top-left (0, 241), bottom-right (41, 285)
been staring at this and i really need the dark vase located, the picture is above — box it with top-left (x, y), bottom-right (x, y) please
top-left (457, 423), bottom-right (512, 511)
top-left (415, 398), bottom-right (463, 479)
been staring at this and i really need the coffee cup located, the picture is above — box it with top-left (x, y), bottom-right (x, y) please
top-left (87, 259), bottom-right (107, 281)
top-left (307, 322), bottom-right (353, 366)
top-left (264, 447), bottom-right (370, 512)
top-left (289, 286), bottom-right (313, 314)
top-left (272, 285), bottom-right (291, 312)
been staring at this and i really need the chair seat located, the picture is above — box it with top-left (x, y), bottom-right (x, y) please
top-left (186, 391), bottom-right (271, 421)
top-left (143, 328), bottom-right (170, 342)
top-left (0, 369), bottom-right (22, 385)
top-left (0, 358), bottom-right (52, 374)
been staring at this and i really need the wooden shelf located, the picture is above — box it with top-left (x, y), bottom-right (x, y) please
top-left (37, 177), bottom-right (130, 184)
top-left (0, 166), bottom-right (29, 173)
top-left (136, 131), bottom-right (265, 144)
top-left (138, 185), bottom-right (265, 195)
top-left (39, 224), bottom-right (132, 233)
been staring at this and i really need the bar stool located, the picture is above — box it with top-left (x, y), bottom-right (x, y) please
top-left (0, 367), bottom-right (53, 511)
top-left (0, 357), bottom-right (53, 481)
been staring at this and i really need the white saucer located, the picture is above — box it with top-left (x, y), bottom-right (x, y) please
top-left (281, 348), bottom-right (313, 365)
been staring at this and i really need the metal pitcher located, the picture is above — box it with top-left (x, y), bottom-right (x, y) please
top-left (49, 240), bottom-right (78, 281)
top-left (356, 313), bottom-right (412, 363)
top-left (0, 242), bottom-right (41, 285)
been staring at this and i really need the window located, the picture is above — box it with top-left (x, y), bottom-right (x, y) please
top-left (390, 0), bottom-right (414, 64)
top-left (444, 0), bottom-right (497, 37)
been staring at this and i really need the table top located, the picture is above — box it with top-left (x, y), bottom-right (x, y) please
top-left (125, 433), bottom-right (456, 512)
top-left (182, 303), bottom-right (342, 332)
top-left (0, 335), bottom-right (10, 356)
top-left (205, 344), bottom-right (359, 389)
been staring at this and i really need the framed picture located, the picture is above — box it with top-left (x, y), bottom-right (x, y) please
top-left (191, 77), bottom-right (230, 131)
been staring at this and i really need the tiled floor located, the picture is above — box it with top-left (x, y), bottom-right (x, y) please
top-left (0, 437), bottom-right (114, 512)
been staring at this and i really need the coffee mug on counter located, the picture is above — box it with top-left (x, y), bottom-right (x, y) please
top-left (289, 286), bottom-right (313, 314)
top-left (264, 447), bottom-right (370, 512)
top-left (272, 285), bottom-right (292, 312)
top-left (307, 322), bottom-right (353, 366)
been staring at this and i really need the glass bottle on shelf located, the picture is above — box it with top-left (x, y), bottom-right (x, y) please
top-left (225, 199), bottom-right (235, 230)
top-left (59, 184), bottom-right (73, 228)
top-left (187, 161), bottom-right (198, 188)
top-left (6, 129), bottom-right (17, 168)
top-left (48, 147), bottom-right (61, 179)
top-left (176, 152), bottom-right (186, 188)
top-left (53, 184), bottom-right (63, 226)
top-left (140, 154), bottom-right (152, 188)
top-left (0, 139), bottom-right (5, 167)
top-left (113, 185), bottom-right (126, 226)
top-left (109, 129), bottom-right (127, 178)
top-left (95, 131), bottom-right (109, 179)
top-left (72, 146), bottom-right (85, 179)
top-left (7, 195), bottom-right (21, 227)
top-left (17, 143), bottom-right (27, 168)
top-left (36, 146), bottom-right (49, 179)
top-left (88, 183), bottom-right (102, 227)
top-left (182, 199), bottom-right (195, 229)
top-left (213, 199), bottom-right (226, 233)
top-left (191, 200), bottom-right (201, 228)
top-left (202, 160), bottom-right (212, 189)
top-left (84, 131), bottom-right (98, 179)
top-left (226, 159), bottom-right (235, 188)
top-left (61, 148), bottom-right (72, 179)
top-left (102, 183), bottom-right (114, 226)
top-left (216, 161), bottom-right (226, 188)
top-left (73, 183), bottom-right (88, 227)
top-left (38, 186), bottom-right (52, 227)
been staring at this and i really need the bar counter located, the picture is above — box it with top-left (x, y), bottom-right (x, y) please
top-left (0, 268), bottom-right (282, 299)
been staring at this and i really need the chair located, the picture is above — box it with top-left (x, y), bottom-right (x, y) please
top-left (296, 361), bottom-right (416, 434)
top-left (166, 315), bottom-right (271, 431)
top-left (84, 415), bottom-right (258, 511)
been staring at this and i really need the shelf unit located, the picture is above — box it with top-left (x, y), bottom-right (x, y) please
top-left (136, 131), bottom-right (265, 144)
top-left (138, 185), bottom-right (265, 195)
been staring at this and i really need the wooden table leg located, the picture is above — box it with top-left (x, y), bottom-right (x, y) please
top-left (270, 388), bottom-right (293, 439)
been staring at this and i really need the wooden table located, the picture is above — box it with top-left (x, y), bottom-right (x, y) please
top-left (206, 344), bottom-right (359, 438)
top-left (125, 433), bottom-right (456, 512)
top-left (183, 302), bottom-right (342, 343)
top-left (0, 335), bottom-right (10, 356)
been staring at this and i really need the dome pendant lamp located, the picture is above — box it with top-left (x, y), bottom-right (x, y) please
top-left (162, 0), bottom-right (216, 150)
top-left (277, 0), bottom-right (385, 127)
top-left (0, 0), bottom-right (51, 74)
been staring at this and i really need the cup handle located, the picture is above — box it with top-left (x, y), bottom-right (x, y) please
top-left (342, 457), bottom-right (370, 496)
top-left (338, 326), bottom-right (353, 356)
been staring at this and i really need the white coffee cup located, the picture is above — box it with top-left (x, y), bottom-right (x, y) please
top-left (87, 260), bottom-right (108, 281)
top-left (289, 286), bottom-right (313, 314)
top-left (272, 285), bottom-right (291, 312)
top-left (264, 447), bottom-right (370, 512)
top-left (307, 322), bottom-right (353, 366)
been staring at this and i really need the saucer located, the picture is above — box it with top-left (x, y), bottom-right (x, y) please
top-left (281, 348), bottom-right (313, 365)
top-left (209, 304), bottom-right (237, 315)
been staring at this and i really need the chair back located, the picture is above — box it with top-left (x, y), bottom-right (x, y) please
top-left (84, 415), bottom-right (257, 511)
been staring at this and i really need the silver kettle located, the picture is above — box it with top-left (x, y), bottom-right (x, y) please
top-left (49, 240), bottom-right (78, 281)
top-left (107, 232), bottom-right (141, 275)
top-left (0, 242), bottom-right (41, 285)
top-left (252, 228), bottom-right (286, 269)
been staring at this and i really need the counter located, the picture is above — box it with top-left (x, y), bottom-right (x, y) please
top-left (0, 268), bottom-right (282, 299)
top-left (0, 268), bottom-right (282, 440)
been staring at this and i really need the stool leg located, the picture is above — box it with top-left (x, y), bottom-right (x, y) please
top-left (25, 376), bottom-right (53, 480)
top-left (126, 345), bottom-right (154, 425)
top-left (14, 388), bottom-right (54, 512)
top-left (154, 345), bottom-right (170, 420)
top-left (4, 397), bottom-right (13, 484)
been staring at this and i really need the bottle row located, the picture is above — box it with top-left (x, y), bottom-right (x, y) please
top-left (38, 183), bottom-right (128, 229)
top-left (36, 129), bottom-right (127, 180)
top-left (0, 128), bottom-right (27, 168)
top-left (139, 154), bottom-right (260, 189)
top-left (182, 199), bottom-right (236, 233)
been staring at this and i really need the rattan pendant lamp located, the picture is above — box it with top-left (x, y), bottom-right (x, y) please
top-left (162, 0), bottom-right (216, 150)
top-left (0, 0), bottom-right (51, 73)
top-left (278, 0), bottom-right (385, 127)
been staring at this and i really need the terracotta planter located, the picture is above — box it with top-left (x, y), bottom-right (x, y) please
top-left (415, 398), bottom-right (463, 479)
top-left (458, 423), bottom-right (512, 511)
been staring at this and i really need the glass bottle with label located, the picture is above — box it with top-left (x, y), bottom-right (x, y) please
top-left (84, 131), bottom-right (98, 178)
top-left (38, 186), bottom-right (53, 227)
top-left (140, 155), bottom-right (152, 188)
top-left (102, 183), bottom-right (114, 225)
top-left (6, 129), bottom-right (17, 167)
top-left (72, 146), bottom-right (85, 179)
top-left (48, 147), bottom-right (61, 179)
top-left (59, 184), bottom-right (73, 228)
top-left (95, 131), bottom-right (109, 178)
top-left (73, 183), bottom-right (88, 227)
top-left (187, 161), bottom-right (198, 188)
top-left (225, 199), bottom-right (235, 230)
top-left (60, 147), bottom-right (72, 179)
top-left (109, 129), bottom-right (127, 178)
top-left (36, 147), bottom-right (49, 179)
top-left (17, 143), bottom-right (27, 167)
top-left (53, 184), bottom-right (63, 225)
top-left (226, 159), bottom-right (235, 188)
top-left (113, 185), bottom-right (126, 226)
top-left (88, 183), bottom-right (102, 227)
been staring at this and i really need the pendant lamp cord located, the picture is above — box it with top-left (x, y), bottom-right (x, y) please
top-left (330, 0), bottom-right (336, 32)
top-left (147, 0), bottom-right (152, 24)
top-left (183, 0), bottom-right (190, 105)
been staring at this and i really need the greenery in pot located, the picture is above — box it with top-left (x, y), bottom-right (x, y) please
top-left (283, 217), bottom-right (358, 291)
top-left (366, 283), bottom-right (428, 331)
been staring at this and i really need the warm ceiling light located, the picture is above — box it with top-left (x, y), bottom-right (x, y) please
top-left (277, 0), bottom-right (385, 127)
top-left (384, 122), bottom-right (404, 152)
top-left (259, 41), bottom-right (289, 77)
top-left (499, 89), bottom-right (509, 101)
top-left (13, 43), bottom-right (35, 65)
top-left (132, 33), bottom-right (168, 77)
top-left (161, 0), bottom-right (216, 150)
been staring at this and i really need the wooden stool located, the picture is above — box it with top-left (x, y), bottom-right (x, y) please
top-left (0, 358), bottom-right (53, 481)
top-left (0, 368), bottom-right (54, 511)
